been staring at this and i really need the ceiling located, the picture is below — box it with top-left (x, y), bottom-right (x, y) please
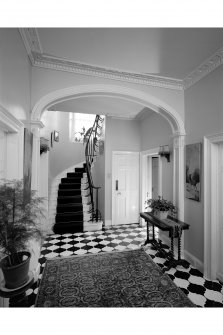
top-left (49, 96), bottom-right (154, 120)
top-left (19, 28), bottom-right (223, 119)
top-left (37, 28), bottom-right (223, 80)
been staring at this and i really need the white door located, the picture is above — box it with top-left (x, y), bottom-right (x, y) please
top-left (112, 152), bottom-right (139, 225)
top-left (0, 130), bottom-right (6, 180)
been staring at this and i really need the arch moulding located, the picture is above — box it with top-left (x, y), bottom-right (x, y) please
top-left (31, 84), bottom-right (186, 222)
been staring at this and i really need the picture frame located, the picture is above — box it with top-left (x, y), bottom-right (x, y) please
top-left (54, 131), bottom-right (59, 142)
top-left (185, 143), bottom-right (201, 202)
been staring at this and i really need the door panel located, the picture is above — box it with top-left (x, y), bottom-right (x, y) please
top-left (113, 152), bottom-right (139, 225)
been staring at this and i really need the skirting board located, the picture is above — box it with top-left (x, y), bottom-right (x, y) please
top-left (83, 221), bottom-right (103, 232)
top-left (159, 232), bottom-right (204, 274)
top-left (217, 272), bottom-right (223, 284)
top-left (105, 220), bottom-right (112, 227)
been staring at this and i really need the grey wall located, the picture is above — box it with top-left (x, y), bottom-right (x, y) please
top-left (0, 28), bottom-right (31, 122)
top-left (184, 66), bottom-right (223, 263)
top-left (105, 117), bottom-right (141, 221)
top-left (140, 112), bottom-right (173, 201)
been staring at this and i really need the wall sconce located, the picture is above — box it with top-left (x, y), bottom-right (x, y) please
top-left (159, 145), bottom-right (170, 162)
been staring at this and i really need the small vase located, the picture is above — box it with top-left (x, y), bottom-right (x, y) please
top-left (154, 211), bottom-right (169, 220)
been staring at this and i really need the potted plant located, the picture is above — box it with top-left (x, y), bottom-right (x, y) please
top-left (145, 195), bottom-right (177, 220)
top-left (40, 137), bottom-right (50, 155)
top-left (0, 180), bottom-right (45, 289)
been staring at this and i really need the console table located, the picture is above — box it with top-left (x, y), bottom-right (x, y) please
top-left (140, 212), bottom-right (190, 270)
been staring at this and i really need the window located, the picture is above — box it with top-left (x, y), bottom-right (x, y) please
top-left (69, 113), bottom-right (95, 143)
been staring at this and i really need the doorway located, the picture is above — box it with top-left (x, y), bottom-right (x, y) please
top-left (112, 151), bottom-right (139, 225)
top-left (152, 157), bottom-right (159, 199)
top-left (204, 133), bottom-right (223, 281)
top-left (141, 148), bottom-right (162, 213)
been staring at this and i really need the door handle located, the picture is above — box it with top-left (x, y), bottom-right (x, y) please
top-left (116, 180), bottom-right (118, 190)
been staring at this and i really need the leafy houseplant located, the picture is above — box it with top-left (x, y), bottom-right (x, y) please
top-left (0, 180), bottom-right (45, 289)
top-left (145, 195), bottom-right (177, 220)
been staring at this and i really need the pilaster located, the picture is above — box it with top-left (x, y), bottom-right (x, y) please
top-left (173, 133), bottom-right (185, 221)
top-left (30, 121), bottom-right (44, 193)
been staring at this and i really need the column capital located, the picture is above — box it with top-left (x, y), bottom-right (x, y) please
top-left (30, 120), bottom-right (45, 130)
top-left (172, 132), bottom-right (185, 149)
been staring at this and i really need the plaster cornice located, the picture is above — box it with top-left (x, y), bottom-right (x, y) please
top-left (19, 28), bottom-right (223, 91)
top-left (183, 47), bottom-right (223, 89)
top-left (32, 52), bottom-right (183, 91)
top-left (0, 104), bottom-right (24, 133)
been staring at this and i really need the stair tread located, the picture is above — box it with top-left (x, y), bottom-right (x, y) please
top-left (56, 211), bottom-right (83, 216)
top-left (58, 195), bottom-right (82, 199)
top-left (57, 203), bottom-right (82, 207)
top-left (54, 221), bottom-right (83, 225)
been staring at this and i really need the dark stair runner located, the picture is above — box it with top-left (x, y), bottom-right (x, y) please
top-left (53, 165), bottom-right (87, 234)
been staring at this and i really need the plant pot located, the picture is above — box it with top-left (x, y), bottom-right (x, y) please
top-left (0, 251), bottom-right (31, 289)
top-left (154, 211), bottom-right (169, 220)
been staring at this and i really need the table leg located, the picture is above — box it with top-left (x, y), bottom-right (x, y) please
top-left (178, 233), bottom-right (181, 260)
top-left (171, 232), bottom-right (174, 259)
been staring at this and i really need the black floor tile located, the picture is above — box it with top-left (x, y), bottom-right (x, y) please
top-left (187, 283), bottom-right (206, 295)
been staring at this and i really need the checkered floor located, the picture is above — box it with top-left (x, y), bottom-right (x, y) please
top-left (16, 224), bottom-right (223, 307)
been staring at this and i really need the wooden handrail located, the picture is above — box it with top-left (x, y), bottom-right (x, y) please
top-left (84, 115), bottom-right (104, 222)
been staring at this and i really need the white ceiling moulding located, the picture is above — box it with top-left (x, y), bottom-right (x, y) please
top-left (32, 52), bottom-right (183, 91)
top-left (19, 28), bottom-right (42, 56)
top-left (0, 104), bottom-right (24, 133)
top-left (183, 47), bottom-right (223, 89)
top-left (19, 28), bottom-right (223, 91)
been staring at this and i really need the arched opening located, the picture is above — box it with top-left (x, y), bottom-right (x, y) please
top-left (31, 84), bottom-right (186, 235)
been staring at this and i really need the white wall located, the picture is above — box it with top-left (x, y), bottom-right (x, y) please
top-left (40, 111), bottom-right (85, 193)
top-left (140, 112), bottom-right (173, 201)
top-left (184, 66), bottom-right (223, 263)
top-left (31, 66), bottom-right (185, 122)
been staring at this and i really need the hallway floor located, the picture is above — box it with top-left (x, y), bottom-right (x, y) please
top-left (16, 224), bottom-right (223, 307)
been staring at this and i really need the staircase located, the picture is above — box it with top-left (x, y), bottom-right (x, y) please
top-left (53, 165), bottom-right (90, 234)
top-left (53, 115), bottom-right (104, 234)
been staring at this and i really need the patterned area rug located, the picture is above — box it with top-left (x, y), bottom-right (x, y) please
top-left (35, 248), bottom-right (194, 307)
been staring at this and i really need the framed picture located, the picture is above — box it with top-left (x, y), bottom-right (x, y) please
top-left (185, 143), bottom-right (201, 202)
top-left (54, 131), bottom-right (59, 142)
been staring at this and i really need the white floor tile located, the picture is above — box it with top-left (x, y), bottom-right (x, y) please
top-left (60, 250), bottom-right (73, 257)
top-left (88, 248), bottom-right (101, 254)
top-left (188, 275), bottom-right (205, 286)
top-left (45, 252), bottom-right (58, 259)
top-left (173, 277), bottom-right (189, 289)
top-left (204, 289), bottom-right (223, 303)
top-left (188, 292), bottom-right (206, 307)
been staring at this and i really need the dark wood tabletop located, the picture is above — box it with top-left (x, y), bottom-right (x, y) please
top-left (140, 212), bottom-right (190, 231)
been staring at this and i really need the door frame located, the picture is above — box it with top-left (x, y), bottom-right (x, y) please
top-left (204, 132), bottom-right (223, 280)
top-left (112, 151), bottom-right (140, 226)
top-left (140, 148), bottom-right (162, 215)
top-left (0, 104), bottom-right (24, 180)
